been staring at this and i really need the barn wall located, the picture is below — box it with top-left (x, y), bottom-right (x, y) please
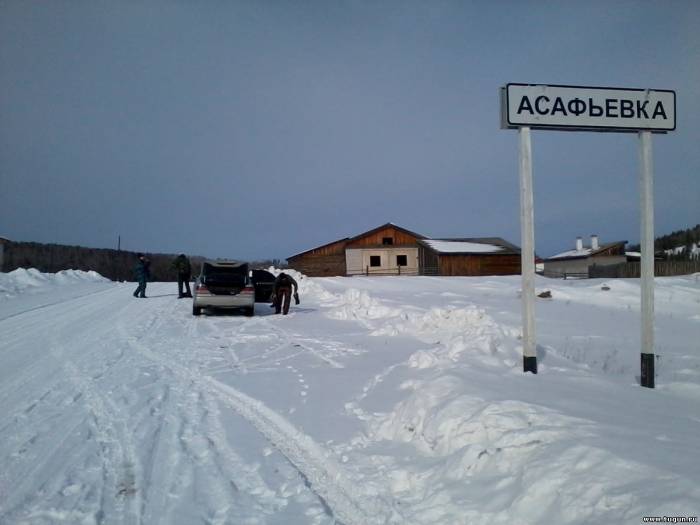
top-left (438, 254), bottom-right (520, 276)
top-left (287, 254), bottom-right (346, 277)
top-left (419, 247), bottom-right (439, 275)
top-left (544, 255), bottom-right (626, 278)
top-left (543, 258), bottom-right (590, 277)
top-left (346, 248), bottom-right (419, 275)
top-left (479, 254), bottom-right (521, 275)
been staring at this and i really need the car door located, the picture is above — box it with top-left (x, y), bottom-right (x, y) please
top-left (251, 269), bottom-right (276, 302)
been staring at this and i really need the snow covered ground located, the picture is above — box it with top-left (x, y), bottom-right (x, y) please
top-left (1, 268), bottom-right (699, 524)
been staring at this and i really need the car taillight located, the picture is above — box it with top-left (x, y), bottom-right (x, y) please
top-left (197, 284), bottom-right (211, 295)
top-left (241, 286), bottom-right (254, 295)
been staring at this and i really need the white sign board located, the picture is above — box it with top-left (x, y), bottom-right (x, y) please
top-left (503, 83), bottom-right (675, 132)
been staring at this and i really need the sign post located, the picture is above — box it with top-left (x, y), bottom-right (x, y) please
top-left (501, 83), bottom-right (676, 387)
top-left (519, 126), bottom-right (537, 373)
top-left (639, 131), bottom-right (655, 388)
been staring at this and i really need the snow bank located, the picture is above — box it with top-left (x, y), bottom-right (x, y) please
top-left (0, 268), bottom-right (109, 299)
top-left (319, 284), bottom-right (520, 369)
top-left (297, 272), bottom-right (700, 523)
top-left (364, 371), bottom-right (700, 524)
top-left (267, 267), bottom-right (336, 303)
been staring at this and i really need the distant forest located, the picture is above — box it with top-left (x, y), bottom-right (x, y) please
top-left (629, 224), bottom-right (700, 259)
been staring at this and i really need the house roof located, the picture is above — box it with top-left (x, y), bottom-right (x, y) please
top-left (288, 225), bottom-right (522, 261)
top-left (286, 236), bottom-right (350, 260)
top-left (547, 240), bottom-right (627, 261)
top-left (347, 222), bottom-right (427, 243)
top-left (418, 237), bottom-right (521, 255)
top-left (287, 222), bottom-right (425, 260)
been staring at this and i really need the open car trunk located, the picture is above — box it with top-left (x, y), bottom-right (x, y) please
top-left (203, 262), bottom-right (249, 295)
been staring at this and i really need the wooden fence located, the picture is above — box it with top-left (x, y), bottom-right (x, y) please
top-left (589, 260), bottom-right (700, 279)
top-left (347, 266), bottom-right (420, 277)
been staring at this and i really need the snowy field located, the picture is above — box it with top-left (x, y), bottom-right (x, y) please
top-left (1, 268), bottom-right (699, 525)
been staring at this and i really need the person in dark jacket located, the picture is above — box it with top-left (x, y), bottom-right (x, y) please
top-left (171, 254), bottom-right (192, 298)
top-left (133, 253), bottom-right (151, 298)
top-left (272, 272), bottom-right (299, 315)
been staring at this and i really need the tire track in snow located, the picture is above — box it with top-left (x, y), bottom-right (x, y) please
top-left (114, 299), bottom-right (191, 525)
top-left (202, 376), bottom-right (395, 525)
top-left (115, 303), bottom-right (285, 523)
top-left (63, 359), bottom-right (144, 525)
top-left (125, 331), bottom-right (398, 525)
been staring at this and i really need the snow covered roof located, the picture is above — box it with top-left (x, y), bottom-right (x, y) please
top-left (548, 247), bottom-right (594, 260)
top-left (547, 241), bottom-right (626, 261)
top-left (423, 240), bottom-right (503, 253)
top-left (419, 238), bottom-right (519, 255)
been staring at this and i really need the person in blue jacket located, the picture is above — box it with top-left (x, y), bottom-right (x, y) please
top-left (133, 253), bottom-right (151, 298)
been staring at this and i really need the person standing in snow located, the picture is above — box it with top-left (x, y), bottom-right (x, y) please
top-left (133, 253), bottom-right (151, 298)
top-left (272, 272), bottom-right (299, 315)
top-left (171, 253), bottom-right (192, 298)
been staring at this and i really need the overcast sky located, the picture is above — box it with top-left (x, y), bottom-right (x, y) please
top-left (1, 1), bottom-right (698, 261)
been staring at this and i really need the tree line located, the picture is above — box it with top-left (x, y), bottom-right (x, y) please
top-left (628, 224), bottom-right (700, 260)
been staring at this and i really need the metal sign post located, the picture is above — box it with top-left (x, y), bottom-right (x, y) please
top-left (639, 131), bottom-right (655, 388)
top-left (501, 83), bottom-right (676, 388)
top-left (519, 126), bottom-right (537, 373)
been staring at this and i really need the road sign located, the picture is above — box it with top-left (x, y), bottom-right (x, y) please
top-left (501, 82), bottom-right (676, 387)
top-left (502, 83), bottom-right (675, 132)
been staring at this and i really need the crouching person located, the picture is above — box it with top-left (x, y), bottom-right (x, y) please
top-left (272, 272), bottom-right (298, 315)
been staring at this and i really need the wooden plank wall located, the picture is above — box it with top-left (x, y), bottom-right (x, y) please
top-left (287, 254), bottom-right (346, 277)
top-left (300, 240), bottom-right (347, 257)
top-left (346, 226), bottom-right (421, 248)
top-left (590, 260), bottom-right (700, 278)
top-left (439, 254), bottom-right (521, 276)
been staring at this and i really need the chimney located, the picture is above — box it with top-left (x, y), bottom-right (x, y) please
top-left (591, 234), bottom-right (599, 250)
top-left (576, 237), bottom-right (583, 251)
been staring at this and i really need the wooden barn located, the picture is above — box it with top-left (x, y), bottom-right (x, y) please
top-left (288, 224), bottom-right (522, 277)
top-left (417, 238), bottom-right (521, 276)
top-left (286, 223), bottom-right (424, 277)
top-left (344, 223), bottom-right (425, 276)
top-left (284, 237), bottom-right (350, 277)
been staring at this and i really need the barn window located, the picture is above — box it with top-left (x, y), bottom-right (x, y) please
top-left (396, 255), bottom-right (407, 266)
top-left (382, 237), bottom-right (394, 245)
top-left (370, 255), bottom-right (381, 267)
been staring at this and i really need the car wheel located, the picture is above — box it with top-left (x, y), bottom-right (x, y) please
top-left (244, 307), bottom-right (255, 317)
top-left (193, 306), bottom-right (202, 316)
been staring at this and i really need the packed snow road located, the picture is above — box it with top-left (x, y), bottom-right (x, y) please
top-left (1, 268), bottom-right (699, 524)
top-left (0, 277), bottom-right (398, 525)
